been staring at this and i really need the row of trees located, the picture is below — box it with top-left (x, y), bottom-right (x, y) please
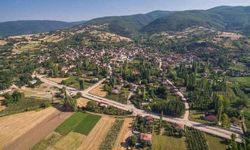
top-left (151, 100), bottom-right (185, 117)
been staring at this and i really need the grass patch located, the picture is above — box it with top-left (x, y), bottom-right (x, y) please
top-left (32, 132), bottom-right (62, 150)
top-left (229, 77), bottom-right (250, 87)
top-left (0, 98), bottom-right (50, 117)
top-left (55, 112), bottom-right (88, 135)
top-left (61, 76), bottom-right (92, 90)
top-left (105, 88), bottom-right (130, 104)
top-left (152, 134), bottom-right (187, 150)
top-left (73, 114), bottom-right (101, 135)
top-left (55, 112), bottom-right (101, 136)
top-left (53, 132), bottom-right (85, 150)
top-left (206, 134), bottom-right (227, 150)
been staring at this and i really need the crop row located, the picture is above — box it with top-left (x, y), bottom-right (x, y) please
top-left (99, 119), bottom-right (124, 150)
top-left (185, 127), bottom-right (209, 150)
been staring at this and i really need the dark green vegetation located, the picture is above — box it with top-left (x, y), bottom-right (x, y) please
top-left (0, 44), bottom-right (39, 90)
top-left (85, 101), bottom-right (132, 116)
top-left (99, 119), bottom-right (124, 150)
top-left (86, 11), bottom-right (172, 37)
top-left (185, 127), bottom-right (209, 150)
top-left (0, 20), bottom-right (85, 37)
top-left (86, 6), bottom-right (250, 36)
top-left (61, 76), bottom-right (92, 90)
top-left (0, 91), bottom-right (50, 116)
top-left (55, 112), bottom-right (101, 135)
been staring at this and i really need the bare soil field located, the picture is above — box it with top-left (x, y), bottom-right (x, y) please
top-left (0, 107), bottom-right (72, 150)
top-left (0, 107), bottom-right (56, 148)
top-left (77, 116), bottom-right (115, 150)
top-left (77, 98), bottom-right (90, 107)
top-left (0, 96), bottom-right (6, 111)
top-left (113, 118), bottom-right (134, 150)
top-left (89, 84), bottom-right (107, 97)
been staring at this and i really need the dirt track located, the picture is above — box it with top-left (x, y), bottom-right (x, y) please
top-left (1, 107), bottom-right (72, 150)
top-left (77, 116), bottom-right (115, 150)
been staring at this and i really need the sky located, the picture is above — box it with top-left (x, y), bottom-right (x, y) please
top-left (0, 0), bottom-right (250, 22)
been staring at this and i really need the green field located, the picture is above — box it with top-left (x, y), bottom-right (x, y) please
top-left (230, 77), bottom-right (250, 86)
top-left (32, 132), bottom-right (62, 150)
top-left (55, 112), bottom-right (101, 135)
top-left (61, 76), bottom-right (92, 90)
top-left (105, 88), bottom-right (130, 104)
top-left (152, 134), bottom-right (187, 150)
top-left (206, 134), bottom-right (227, 150)
top-left (73, 114), bottom-right (101, 135)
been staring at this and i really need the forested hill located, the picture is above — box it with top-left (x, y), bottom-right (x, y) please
top-left (0, 20), bottom-right (85, 37)
top-left (141, 6), bottom-right (250, 34)
top-left (1, 6), bottom-right (250, 37)
top-left (85, 6), bottom-right (250, 36)
top-left (85, 10), bottom-right (173, 37)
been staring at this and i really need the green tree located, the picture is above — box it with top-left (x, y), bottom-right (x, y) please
top-left (79, 79), bottom-right (85, 90)
top-left (221, 113), bottom-right (230, 128)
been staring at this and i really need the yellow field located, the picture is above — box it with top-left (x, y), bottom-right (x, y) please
top-left (113, 118), bottom-right (133, 150)
top-left (12, 41), bottom-right (41, 53)
top-left (89, 84), bottom-right (107, 97)
top-left (52, 132), bottom-right (85, 150)
top-left (77, 116), bottom-right (115, 150)
top-left (0, 107), bottom-right (58, 148)
top-left (77, 98), bottom-right (90, 108)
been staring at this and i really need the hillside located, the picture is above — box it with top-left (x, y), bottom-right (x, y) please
top-left (0, 20), bottom-right (85, 37)
top-left (142, 6), bottom-right (250, 34)
top-left (85, 11), bottom-right (172, 37)
top-left (2, 6), bottom-right (250, 37)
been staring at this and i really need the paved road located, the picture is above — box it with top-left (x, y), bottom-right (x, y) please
top-left (38, 76), bottom-right (243, 142)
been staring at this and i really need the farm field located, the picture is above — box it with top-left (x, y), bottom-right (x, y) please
top-left (34, 114), bottom-right (115, 150)
top-left (152, 134), bottom-right (187, 150)
top-left (0, 107), bottom-right (71, 149)
top-left (33, 112), bottom-right (106, 150)
top-left (55, 112), bottom-right (101, 135)
top-left (206, 134), bottom-right (227, 150)
top-left (185, 127), bottom-right (209, 150)
top-left (113, 118), bottom-right (133, 150)
top-left (89, 83), bottom-right (107, 97)
top-left (77, 115), bottom-right (116, 150)
top-left (99, 119), bottom-right (124, 150)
